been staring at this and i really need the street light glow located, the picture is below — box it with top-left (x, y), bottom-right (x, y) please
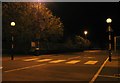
top-left (84, 31), bottom-right (88, 35)
top-left (11, 22), bottom-right (15, 26)
top-left (106, 18), bottom-right (112, 23)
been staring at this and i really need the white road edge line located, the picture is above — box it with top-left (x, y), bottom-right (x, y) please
top-left (4, 64), bottom-right (46, 73)
top-left (98, 74), bottom-right (120, 79)
top-left (89, 57), bottom-right (109, 83)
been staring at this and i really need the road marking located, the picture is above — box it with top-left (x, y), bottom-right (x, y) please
top-left (98, 74), bottom-right (120, 79)
top-left (89, 57), bottom-right (109, 83)
top-left (66, 60), bottom-right (80, 64)
top-left (23, 58), bottom-right (39, 61)
top-left (49, 60), bottom-right (66, 63)
top-left (84, 61), bottom-right (98, 65)
top-left (37, 59), bottom-right (52, 62)
top-left (84, 50), bottom-right (102, 52)
top-left (84, 57), bottom-right (95, 59)
top-left (4, 64), bottom-right (46, 73)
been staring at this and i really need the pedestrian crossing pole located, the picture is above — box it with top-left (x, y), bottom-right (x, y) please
top-left (11, 22), bottom-right (15, 60)
top-left (114, 36), bottom-right (116, 52)
top-left (106, 18), bottom-right (112, 62)
top-left (11, 36), bottom-right (14, 60)
top-left (108, 30), bottom-right (112, 62)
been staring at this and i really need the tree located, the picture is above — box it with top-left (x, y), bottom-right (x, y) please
top-left (74, 35), bottom-right (91, 49)
top-left (2, 2), bottom-right (64, 53)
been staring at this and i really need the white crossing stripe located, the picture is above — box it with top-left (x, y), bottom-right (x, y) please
top-left (98, 74), bottom-right (120, 79)
top-left (49, 60), bottom-right (66, 63)
top-left (66, 60), bottom-right (80, 64)
top-left (84, 61), bottom-right (98, 65)
top-left (37, 59), bottom-right (52, 62)
top-left (23, 58), bottom-right (39, 61)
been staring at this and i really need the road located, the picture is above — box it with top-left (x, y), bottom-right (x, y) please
top-left (2, 50), bottom-right (120, 82)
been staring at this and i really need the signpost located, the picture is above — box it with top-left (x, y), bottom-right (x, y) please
top-left (106, 18), bottom-right (112, 62)
top-left (11, 22), bottom-right (15, 60)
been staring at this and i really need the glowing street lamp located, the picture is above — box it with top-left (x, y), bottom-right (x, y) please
top-left (106, 18), bottom-right (112, 24)
top-left (84, 31), bottom-right (88, 35)
top-left (10, 21), bottom-right (15, 60)
top-left (11, 22), bottom-right (15, 26)
top-left (84, 31), bottom-right (88, 39)
top-left (106, 18), bottom-right (112, 62)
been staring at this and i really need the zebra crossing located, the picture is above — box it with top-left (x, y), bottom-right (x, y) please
top-left (23, 58), bottom-right (38, 61)
top-left (84, 61), bottom-right (98, 65)
top-left (66, 60), bottom-right (81, 64)
top-left (49, 60), bottom-right (66, 63)
top-left (37, 59), bottom-right (52, 62)
top-left (22, 57), bottom-right (98, 65)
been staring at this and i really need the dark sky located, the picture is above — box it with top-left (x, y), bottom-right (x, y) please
top-left (46, 2), bottom-right (119, 48)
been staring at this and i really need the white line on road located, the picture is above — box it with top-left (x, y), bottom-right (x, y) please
top-left (66, 60), bottom-right (80, 64)
top-left (84, 61), bottom-right (98, 65)
top-left (98, 74), bottom-right (120, 79)
top-left (89, 57), bottom-right (109, 83)
top-left (4, 64), bottom-right (46, 73)
top-left (49, 60), bottom-right (66, 63)
top-left (23, 58), bottom-right (39, 61)
top-left (84, 50), bottom-right (102, 52)
top-left (37, 59), bottom-right (52, 62)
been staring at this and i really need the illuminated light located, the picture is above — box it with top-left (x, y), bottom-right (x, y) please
top-left (84, 31), bottom-right (88, 35)
top-left (11, 22), bottom-right (15, 26)
top-left (84, 61), bottom-right (98, 65)
top-left (106, 18), bottom-right (112, 23)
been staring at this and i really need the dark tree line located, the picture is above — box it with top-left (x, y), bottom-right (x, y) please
top-left (2, 2), bottom-right (91, 54)
top-left (2, 2), bottom-right (63, 54)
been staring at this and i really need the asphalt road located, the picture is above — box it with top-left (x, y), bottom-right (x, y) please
top-left (2, 50), bottom-right (120, 83)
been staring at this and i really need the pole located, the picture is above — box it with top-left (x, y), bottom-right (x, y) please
top-left (85, 34), bottom-right (87, 39)
top-left (35, 3), bottom-right (40, 56)
top-left (11, 36), bottom-right (14, 60)
top-left (11, 22), bottom-right (15, 60)
top-left (114, 36), bottom-right (116, 52)
top-left (108, 25), bottom-right (112, 62)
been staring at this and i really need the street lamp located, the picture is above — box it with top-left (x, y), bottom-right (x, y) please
top-left (106, 18), bottom-right (112, 23)
top-left (11, 21), bottom-right (15, 60)
top-left (11, 22), bottom-right (15, 26)
top-left (84, 31), bottom-right (88, 39)
top-left (35, 3), bottom-right (41, 56)
top-left (106, 18), bottom-right (112, 62)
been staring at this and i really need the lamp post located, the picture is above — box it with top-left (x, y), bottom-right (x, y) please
top-left (35, 3), bottom-right (40, 56)
top-left (106, 18), bottom-right (112, 62)
top-left (84, 31), bottom-right (88, 39)
top-left (11, 22), bottom-right (15, 60)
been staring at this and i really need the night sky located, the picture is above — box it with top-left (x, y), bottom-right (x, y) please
top-left (46, 2), bottom-right (119, 48)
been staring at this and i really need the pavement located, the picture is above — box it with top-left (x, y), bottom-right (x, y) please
top-left (95, 51), bottom-right (120, 82)
top-left (1, 50), bottom-right (120, 83)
